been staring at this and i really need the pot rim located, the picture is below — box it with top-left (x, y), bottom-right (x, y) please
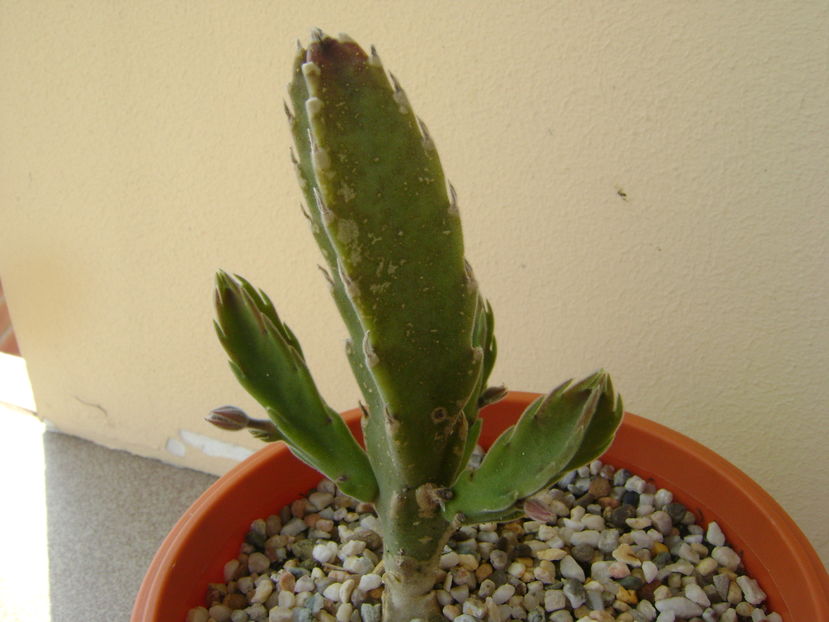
top-left (133, 392), bottom-right (829, 621)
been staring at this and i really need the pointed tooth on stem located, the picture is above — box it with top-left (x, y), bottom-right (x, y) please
top-left (363, 331), bottom-right (379, 367)
top-left (308, 129), bottom-right (331, 172)
top-left (369, 44), bottom-right (383, 68)
top-left (448, 183), bottom-right (459, 216)
top-left (463, 259), bottom-right (478, 294)
top-left (310, 28), bottom-right (324, 43)
top-left (338, 258), bottom-right (360, 300)
top-left (389, 72), bottom-right (403, 93)
top-left (418, 118), bottom-right (435, 151)
top-left (337, 33), bottom-right (356, 44)
top-left (317, 265), bottom-right (335, 291)
top-left (290, 149), bottom-right (307, 190)
top-left (388, 72), bottom-right (411, 114)
top-left (283, 100), bottom-right (295, 125)
top-left (313, 188), bottom-right (335, 225)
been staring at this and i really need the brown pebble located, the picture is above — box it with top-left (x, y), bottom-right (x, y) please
top-left (205, 583), bottom-right (227, 607)
top-left (276, 569), bottom-right (295, 592)
top-left (265, 514), bottom-right (282, 536)
top-left (638, 580), bottom-right (661, 602)
top-left (598, 496), bottom-right (620, 509)
top-left (589, 477), bottom-right (612, 498)
top-left (248, 551), bottom-right (271, 574)
top-left (223, 593), bottom-right (248, 610)
top-left (476, 562), bottom-right (494, 581)
top-left (304, 513), bottom-right (320, 528)
top-left (616, 586), bottom-right (638, 605)
top-left (290, 498), bottom-right (307, 518)
top-left (368, 587), bottom-right (384, 600)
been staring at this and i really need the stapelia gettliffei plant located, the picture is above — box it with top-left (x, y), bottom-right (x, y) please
top-left (209, 31), bottom-right (623, 622)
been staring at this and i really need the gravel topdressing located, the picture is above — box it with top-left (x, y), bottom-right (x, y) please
top-left (186, 456), bottom-right (782, 622)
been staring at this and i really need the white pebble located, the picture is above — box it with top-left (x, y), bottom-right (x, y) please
top-left (657, 560), bottom-right (695, 580)
top-left (655, 611), bottom-right (676, 622)
top-left (343, 555), bottom-right (374, 574)
top-left (608, 561), bottom-right (630, 579)
top-left (559, 555), bottom-right (585, 581)
top-left (537, 547), bottom-right (567, 561)
top-left (249, 579), bottom-right (273, 604)
top-left (625, 475), bottom-right (647, 493)
top-left (677, 542), bottom-right (701, 563)
top-left (712, 546), bottom-right (741, 571)
top-left (654, 488), bottom-right (673, 508)
top-left (582, 514), bottom-right (605, 530)
top-left (462, 597), bottom-right (487, 618)
top-left (335, 602), bottom-right (352, 622)
top-left (294, 575), bottom-right (315, 592)
top-left (736, 575), bottom-right (767, 604)
top-left (642, 560), bottom-right (658, 583)
top-left (268, 608), bottom-right (292, 622)
top-left (491, 584), bottom-right (515, 604)
top-left (696, 557), bottom-right (718, 576)
top-left (544, 589), bottom-right (566, 611)
top-left (458, 553), bottom-right (479, 570)
top-left (339, 578), bottom-right (355, 604)
top-left (507, 561), bottom-right (526, 577)
top-left (358, 573), bottom-right (382, 592)
top-left (281, 517), bottom-right (307, 536)
top-left (312, 541), bottom-right (338, 564)
top-left (650, 510), bottom-right (673, 535)
top-left (684, 582), bottom-right (710, 607)
top-left (655, 596), bottom-right (704, 617)
top-left (308, 491), bottom-right (334, 510)
top-left (437, 589), bottom-right (453, 606)
top-left (612, 543), bottom-right (642, 567)
top-left (338, 539), bottom-right (366, 557)
top-left (626, 516), bottom-right (652, 529)
top-left (637, 599), bottom-right (657, 620)
top-left (706, 521), bottom-right (726, 546)
top-left (589, 561), bottom-right (612, 582)
top-left (359, 515), bottom-right (381, 532)
top-left (323, 582), bottom-right (342, 602)
top-left (440, 551), bottom-right (461, 569)
top-left (450, 584), bottom-right (469, 602)
top-left (570, 530), bottom-right (600, 547)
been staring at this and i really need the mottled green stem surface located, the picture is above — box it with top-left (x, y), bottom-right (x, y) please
top-left (212, 31), bottom-right (622, 622)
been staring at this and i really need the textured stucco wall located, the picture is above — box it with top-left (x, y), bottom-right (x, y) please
top-left (1, 2), bottom-right (826, 564)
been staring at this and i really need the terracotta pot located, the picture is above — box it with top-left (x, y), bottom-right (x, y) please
top-left (133, 392), bottom-right (829, 621)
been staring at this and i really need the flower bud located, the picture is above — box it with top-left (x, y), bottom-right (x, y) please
top-left (206, 405), bottom-right (250, 431)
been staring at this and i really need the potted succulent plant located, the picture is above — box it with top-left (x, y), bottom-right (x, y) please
top-left (133, 31), bottom-right (828, 622)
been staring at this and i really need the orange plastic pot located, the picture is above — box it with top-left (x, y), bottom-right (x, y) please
top-left (133, 392), bottom-right (828, 621)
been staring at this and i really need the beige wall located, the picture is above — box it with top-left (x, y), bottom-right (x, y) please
top-left (1, 2), bottom-right (826, 564)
